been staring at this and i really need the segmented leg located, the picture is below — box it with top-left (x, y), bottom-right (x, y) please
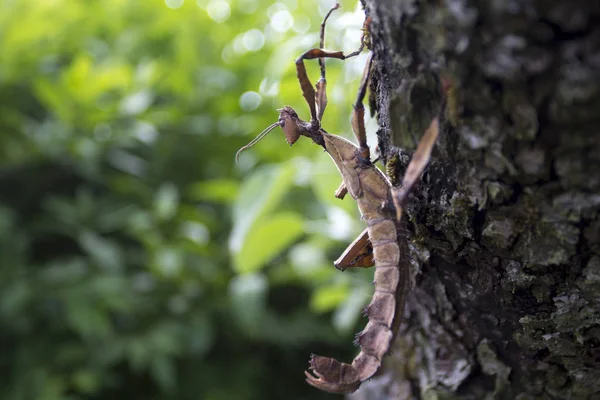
top-left (315, 2), bottom-right (340, 122)
top-left (295, 10), bottom-right (371, 125)
top-left (334, 228), bottom-right (374, 270)
top-left (391, 113), bottom-right (442, 220)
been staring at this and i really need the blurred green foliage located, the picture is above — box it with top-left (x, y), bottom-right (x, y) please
top-left (0, 0), bottom-right (376, 398)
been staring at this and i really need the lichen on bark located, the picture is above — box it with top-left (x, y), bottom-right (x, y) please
top-left (350, 0), bottom-right (600, 399)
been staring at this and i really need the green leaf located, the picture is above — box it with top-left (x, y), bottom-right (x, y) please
top-left (229, 273), bottom-right (268, 336)
top-left (152, 247), bottom-right (183, 277)
top-left (72, 370), bottom-right (99, 394)
top-left (229, 163), bottom-right (296, 256)
top-left (128, 340), bottom-right (149, 372)
top-left (187, 178), bottom-right (239, 203)
top-left (34, 78), bottom-right (72, 123)
top-left (179, 221), bottom-right (210, 245)
top-left (79, 231), bottom-right (123, 270)
top-left (151, 355), bottom-right (175, 393)
top-left (65, 298), bottom-right (111, 339)
top-left (0, 280), bottom-right (31, 318)
top-left (233, 211), bottom-right (304, 273)
top-left (310, 283), bottom-right (350, 313)
top-left (188, 312), bottom-right (215, 357)
top-left (333, 283), bottom-right (372, 333)
top-left (153, 182), bottom-right (179, 221)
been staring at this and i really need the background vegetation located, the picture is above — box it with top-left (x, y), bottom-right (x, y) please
top-left (0, 0), bottom-right (377, 399)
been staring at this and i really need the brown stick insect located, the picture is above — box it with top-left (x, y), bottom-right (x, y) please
top-left (236, 3), bottom-right (441, 394)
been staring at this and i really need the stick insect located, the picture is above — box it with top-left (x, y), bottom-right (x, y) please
top-left (236, 3), bottom-right (441, 394)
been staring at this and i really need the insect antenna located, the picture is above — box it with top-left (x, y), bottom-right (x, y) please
top-left (235, 121), bottom-right (280, 164)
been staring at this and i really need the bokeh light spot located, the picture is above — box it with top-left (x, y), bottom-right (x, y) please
top-left (165, 0), bottom-right (185, 9)
top-left (207, 0), bottom-right (231, 23)
top-left (239, 91), bottom-right (262, 112)
top-left (293, 14), bottom-right (311, 34)
top-left (267, 2), bottom-right (287, 18)
top-left (270, 10), bottom-right (294, 33)
top-left (221, 44), bottom-right (235, 64)
top-left (242, 29), bottom-right (265, 52)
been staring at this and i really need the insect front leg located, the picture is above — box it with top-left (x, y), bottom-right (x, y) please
top-left (295, 7), bottom-right (371, 125)
top-left (314, 2), bottom-right (340, 122)
top-left (296, 51), bottom-right (344, 125)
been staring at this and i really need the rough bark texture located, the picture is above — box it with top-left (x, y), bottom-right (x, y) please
top-left (350, 0), bottom-right (600, 399)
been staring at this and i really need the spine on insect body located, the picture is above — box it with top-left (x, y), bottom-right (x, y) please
top-left (305, 132), bottom-right (410, 394)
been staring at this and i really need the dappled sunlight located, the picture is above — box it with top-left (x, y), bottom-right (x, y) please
top-left (205, 0), bottom-right (231, 23)
top-left (270, 9), bottom-right (295, 33)
top-left (239, 91), bottom-right (263, 111)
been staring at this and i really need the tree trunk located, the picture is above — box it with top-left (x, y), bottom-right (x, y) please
top-left (351, 0), bottom-right (600, 399)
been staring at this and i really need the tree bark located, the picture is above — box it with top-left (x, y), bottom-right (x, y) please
top-left (351, 0), bottom-right (600, 399)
